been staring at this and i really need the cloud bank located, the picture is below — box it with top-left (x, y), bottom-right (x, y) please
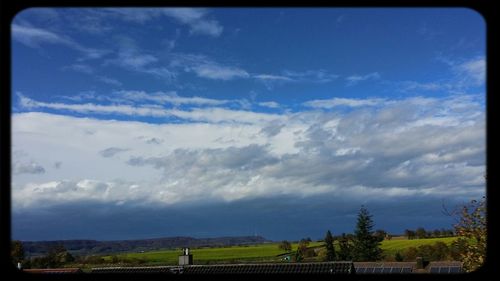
top-left (12, 93), bottom-right (485, 210)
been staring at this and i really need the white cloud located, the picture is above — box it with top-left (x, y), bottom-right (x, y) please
top-left (116, 90), bottom-right (231, 106)
top-left (12, 24), bottom-right (110, 60)
top-left (12, 93), bottom-right (485, 209)
top-left (397, 81), bottom-right (451, 92)
top-left (282, 70), bottom-right (339, 83)
top-left (101, 8), bottom-right (223, 37)
top-left (12, 23), bottom-right (75, 48)
top-left (454, 57), bottom-right (485, 86)
top-left (303, 97), bottom-right (384, 109)
top-left (254, 74), bottom-right (293, 81)
top-left (191, 64), bottom-right (249, 80)
top-left (258, 101), bottom-right (281, 109)
top-left (103, 36), bottom-right (177, 81)
top-left (345, 72), bottom-right (381, 86)
top-left (161, 8), bottom-right (223, 37)
top-left (17, 93), bottom-right (284, 124)
top-left (97, 76), bottom-right (122, 87)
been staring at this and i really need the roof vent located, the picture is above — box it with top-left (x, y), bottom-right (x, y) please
top-left (179, 248), bottom-right (193, 266)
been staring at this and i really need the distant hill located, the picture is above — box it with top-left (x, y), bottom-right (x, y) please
top-left (22, 236), bottom-right (271, 257)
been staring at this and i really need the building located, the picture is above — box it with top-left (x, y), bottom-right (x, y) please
top-left (91, 262), bottom-right (356, 274)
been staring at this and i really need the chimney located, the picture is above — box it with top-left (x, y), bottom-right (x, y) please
top-left (179, 247), bottom-right (193, 266)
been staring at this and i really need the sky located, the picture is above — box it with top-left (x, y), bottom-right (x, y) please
top-left (11, 8), bottom-right (486, 241)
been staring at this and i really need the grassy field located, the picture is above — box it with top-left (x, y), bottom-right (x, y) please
top-left (93, 237), bottom-right (458, 266)
top-left (380, 237), bottom-right (457, 257)
top-left (100, 242), bottom-right (323, 265)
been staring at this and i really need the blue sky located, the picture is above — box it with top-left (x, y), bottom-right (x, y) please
top-left (11, 8), bottom-right (485, 241)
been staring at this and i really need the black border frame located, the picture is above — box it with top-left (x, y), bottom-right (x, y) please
top-left (1, 1), bottom-right (497, 280)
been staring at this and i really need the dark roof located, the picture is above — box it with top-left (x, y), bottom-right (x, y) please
top-left (353, 261), bottom-right (463, 274)
top-left (91, 262), bottom-right (355, 274)
top-left (23, 268), bottom-right (83, 274)
top-left (91, 266), bottom-right (176, 274)
top-left (91, 261), bottom-right (463, 274)
top-left (183, 262), bottom-right (354, 274)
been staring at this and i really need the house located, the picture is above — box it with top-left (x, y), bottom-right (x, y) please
top-left (353, 260), bottom-right (463, 274)
top-left (91, 262), bottom-right (356, 274)
top-left (22, 268), bottom-right (83, 274)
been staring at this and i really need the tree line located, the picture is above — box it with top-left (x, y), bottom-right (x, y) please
top-left (277, 197), bottom-right (486, 271)
top-left (403, 227), bottom-right (455, 240)
top-left (279, 206), bottom-right (384, 262)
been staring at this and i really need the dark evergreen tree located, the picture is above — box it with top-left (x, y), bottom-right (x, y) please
top-left (351, 206), bottom-right (383, 261)
top-left (337, 233), bottom-right (352, 260)
top-left (324, 230), bottom-right (336, 261)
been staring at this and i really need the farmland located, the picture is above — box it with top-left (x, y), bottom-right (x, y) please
top-left (94, 237), bottom-right (458, 266)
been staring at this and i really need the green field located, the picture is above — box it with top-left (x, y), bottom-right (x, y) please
top-left (380, 237), bottom-right (457, 257)
top-left (95, 237), bottom-right (457, 266)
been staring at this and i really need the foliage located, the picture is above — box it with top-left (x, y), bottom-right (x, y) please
top-left (66, 238), bottom-right (457, 266)
top-left (29, 244), bottom-right (75, 268)
top-left (400, 241), bottom-right (452, 261)
top-left (324, 230), bottom-right (336, 261)
top-left (11, 240), bottom-right (25, 266)
top-left (351, 206), bottom-right (383, 261)
top-left (404, 229), bottom-right (416, 240)
top-left (373, 229), bottom-right (387, 241)
top-left (337, 233), bottom-right (353, 260)
top-left (449, 238), bottom-right (468, 261)
top-left (278, 240), bottom-right (292, 252)
top-left (394, 251), bottom-right (404, 262)
top-left (21, 236), bottom-right (269, 257)
top-left (453, 196), bottom-right (486, 272)
top-left (416, 227), bottom-right (427, 239)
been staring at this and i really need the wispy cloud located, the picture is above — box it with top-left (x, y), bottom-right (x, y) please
top-left (12, 24), bottom-right (110, 60)
top-left (253, 74), bottom-right (293, 82)
top-left (170, 53), bottom-right (249, 81)
top-left (116, 90), bottom-right (231, 106)
top-left (161, 8), bottom-right (223, 37)
top-left (282, 70), bottom-right (339, 83)
top-left (62, 63), bottom-right (93, 74)
top-left (191, 64), bottom-right (249, 80)
top-left (303, 97), bottom-right (385, 109)
top-left (17, 93), bottom-right (285, 124)
top-left (97, 76), bottom-right (122, 87)
top-left (453, 57), bottom-right (485, 86)
top-left (253, 70), bottom-right (338, 89)
top-left (12, 24), bottom-right (73, 47)
top-left (345, 72), bottom-right (381, 86)
top-left (103, 8), bottom-right (223, 37)
top-left (396, 80), bottom-right (452, 93)
top-left (105, 37), bottom-right (177, 81)
top-left (258, 101), bottom-right (281, 109)
top-left (395, 56), bottom-right (485, 93)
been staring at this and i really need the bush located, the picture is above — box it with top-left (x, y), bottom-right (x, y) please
top-left (402, 242), bottom-right (451, 261)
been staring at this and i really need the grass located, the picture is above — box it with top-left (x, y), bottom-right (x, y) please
top-left (91, 237), bottom-right (458, 266)
top-left (100, 242), bottom-right (323, 265)
top-left (380, 237), bottom-right (458, 257)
